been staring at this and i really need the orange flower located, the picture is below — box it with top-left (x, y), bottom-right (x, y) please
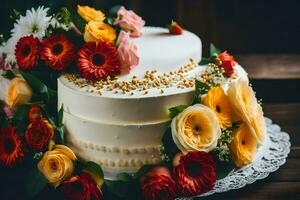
top-left (229, 123), bottom-right (258, 167)
top-left (227, 80), bottom-right (266, 145)
top-left (77, 5), bottom-right (105, 22)
top-left (84, 21), bottom-right (116, 43)
top-left (6, 78), bottom-right (32, 107)
top-left (203, 86), bottom-right (234, 128)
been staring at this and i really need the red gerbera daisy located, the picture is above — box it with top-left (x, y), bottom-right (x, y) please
top-left (172, 151), bottom-right (216, 196)
top-left (15, 35), bottom-right (41, 69)
top-left (0, 126), bottom-right (26, 166)
top-left (40, 34), bottom-right (76, 71)
top-left (77, 41), bottom-right (121, 81)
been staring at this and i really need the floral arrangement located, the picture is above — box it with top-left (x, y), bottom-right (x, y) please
top-left (0, 4), bottom-right (266, 200)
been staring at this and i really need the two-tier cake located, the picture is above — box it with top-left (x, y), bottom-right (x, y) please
top-left (58, 27), bottom-right (248, 179)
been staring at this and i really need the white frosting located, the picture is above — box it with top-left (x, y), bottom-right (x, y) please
top-left (57, 27), bottom-right (249, 179)
top-left (119, 27), bottom-right (202, 80)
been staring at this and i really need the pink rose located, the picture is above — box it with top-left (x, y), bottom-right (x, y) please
top-left (117, 31), bottom-right (139, 74)
top-left (114, 6), bottom-right (145, 37)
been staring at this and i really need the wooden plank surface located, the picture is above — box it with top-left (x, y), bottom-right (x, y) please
top-left (200, 103), bottom-right (300, 199)
top-left (237, 54), bottom-right (300, 80)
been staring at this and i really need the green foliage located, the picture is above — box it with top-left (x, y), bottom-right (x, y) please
top-left (169, 104), bottom-right (188, 119)
top-left (216, 159), bottom-right (234, 180)
top-left (162, 127), bottom-right (179, 165)
top-left (192, 80), bottom-right (210, 104)
top-left (210, 43), bottom-right (221, 57)
top-left (1, 70), bottom-right (15, 79)
top-left (83, 161), bottom-right (104, 186)
top-left (20, 70), bottom-right (50, 103)
top-left (55, 7), bottom-right (71, 26)
top-left (9, 9), bottom-right (21, 21)
top-left (26, 167), bottom-right (47, 198)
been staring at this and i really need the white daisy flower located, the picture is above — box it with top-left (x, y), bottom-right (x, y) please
top-left (11, 6), bottom-right (52, 39)
top-left (0, 37), bottom-right (19, 64)
top-left (1, 6), bottom-right (51, 64)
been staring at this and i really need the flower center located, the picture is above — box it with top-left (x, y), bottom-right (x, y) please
top-left (52, 44), bottom-right (64, 55)
top-left (92, 54), bottom-right (105, 67)
top-left (193, 125), bottom-right (201, 134)
top-left (216, 105), bottom-right (221, 113)
top-left (187, 162), bottom-right (201, 177)
top-left (4, 138), bottom-right (15, 154)
top-left (242, 140), bottom-right (246, 145)
top-left (22, 45), bottom-right (31, 57)
top-left (50, 160), bottom-right (58, 171)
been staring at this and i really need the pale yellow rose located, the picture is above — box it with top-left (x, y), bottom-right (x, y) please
top-left (6, 78), bottom-right (32, 107)
top-left (171, 104), bottom-right (221, 153)
top-left (84, 21), bottom-right (116, 43)
top-left (77, 5), bottom-right (105, 22)
top-left (38, 145), bottom-right (77, 187)
top-left (227, 80), bottom-right (266, 145)
top-left (203, 86), bottom-right (234, 128)
top-left (230, 123), bottom-right (258, 168)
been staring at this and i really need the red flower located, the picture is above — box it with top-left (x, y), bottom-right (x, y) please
top-left (172, 151), bottom-right (216, 196)
top-left (217, 51), bottom-right (236, 77)
top-left (28, 104), bottom-right (42, 122)
top-left (60, 172), bottom-right (103, 200)
top-left (140, 166), bottom-right (176, 200)
top-left (0, 126), bottom-right (26, 166)
top-left (15, 35), bottom-right (41, 69)
top-left (41, 34), bottom-right (76, 71)
top-left (25, 120), bottom-right (54, 152)
top-left (77, 41), bottom-right (121, 81)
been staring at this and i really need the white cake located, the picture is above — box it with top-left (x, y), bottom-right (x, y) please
top-left (58, 27), bottom-right (248, 179)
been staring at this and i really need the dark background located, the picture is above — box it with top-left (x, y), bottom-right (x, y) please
top-left (1, 0), bottom-right (300, 55)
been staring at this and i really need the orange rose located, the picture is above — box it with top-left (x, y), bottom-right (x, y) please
top-left (227, 80), bottom-right (266, 145)
top-left (38, 145), bottom-right (76, 187)
top-left (203, 86), bottom-right (234, 128)
top-left (229, 123), bottom-right (258, 167)
top-left (84, 21), bottom-right (116, 43)
top-left (77, 5), bottom-right (105, 22)
top-left (6, 78), bottom-right (32, 107)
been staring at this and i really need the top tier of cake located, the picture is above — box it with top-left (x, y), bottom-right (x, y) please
top-left (119, 27), bottom-right (202, 80)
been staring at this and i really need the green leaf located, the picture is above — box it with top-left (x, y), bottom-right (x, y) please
top-left (83, 161), bottom-right (104, 186)
top-left (169, 105), bottom-right (188, 119)
top-left (199, 57), bottom-right (211, 65)
top-left (133, 164), bottom-right (157, 179)
top-left (116, 172), bottom-right (134, 182)
top-left (210, 43), bottom-right (221, 57)
top-left (56, 126), bottom-right (64, 144)
top-left (105, 180), bottom-right (129, 198)
top-left (1, 70), bottom-right (15, 79)
top-left (193, 80), bottom-right (210, 104)
top-left (58, 105), bottom-right (64, 126)
top-left (13, 104), bottom-right (30, 121)
top-left (71, 12), bottom-right (86, 33)
top-left (19, 70), bottom-right (49, 102)
top-left (108, 5), bottom-right (121, 18)
top-left (26, 168), bottom-right (47, 198)
top-left (162, 127), bottom-right (179, 165)
top-left (216, 161), bottom-right (234, 180)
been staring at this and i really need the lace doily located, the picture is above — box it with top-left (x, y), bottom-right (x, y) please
top-left (178, 117), bottom-right (291, 199)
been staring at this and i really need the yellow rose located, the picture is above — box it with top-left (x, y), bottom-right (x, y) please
top-left (77, 5), bottom-right (105, 22)
top-left (171, 104), bottom-right (221, 153)
top-left (203, 86), bottom-right (234, 128)
top-left (227, 80), bottom-right (266, 145)
top-left (6, 78), bottom-right (32, 107)
top-left (84, 21), bottom-right (116, 43)
top-left (229, 123), bottom-right (258, 168)
top-left (38, 145), bottom-right (77, 187)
